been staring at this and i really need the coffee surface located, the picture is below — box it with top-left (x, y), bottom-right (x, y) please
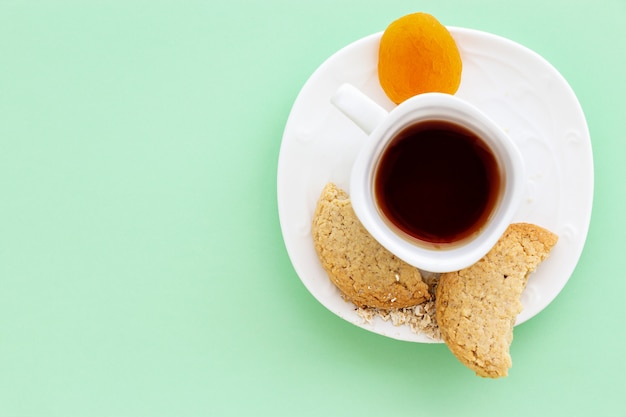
top-left (375, 120), bottom-right (500, 244)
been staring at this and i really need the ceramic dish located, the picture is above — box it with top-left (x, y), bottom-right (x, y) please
top-left (277, 27), bottom-right (593, 343)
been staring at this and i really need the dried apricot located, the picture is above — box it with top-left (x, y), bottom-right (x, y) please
top-left (378, 13), bottom-right (462, 104)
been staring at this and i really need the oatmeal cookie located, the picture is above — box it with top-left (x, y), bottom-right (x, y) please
top-left (436, 223), bottom-right (558, 378)
top-left (312, 183), bottom-right (429, 309)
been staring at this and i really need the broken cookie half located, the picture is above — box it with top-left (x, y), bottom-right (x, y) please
top-left (312, 182), bottom-right (429, 309)
top-left (436, 223), bottom-right (558, 378)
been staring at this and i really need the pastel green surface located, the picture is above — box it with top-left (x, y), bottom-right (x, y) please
top-left (0, 0), bottom-right (624, 416)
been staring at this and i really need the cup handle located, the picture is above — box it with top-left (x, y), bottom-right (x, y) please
top-left (330, 83), bottom-right (388, 135)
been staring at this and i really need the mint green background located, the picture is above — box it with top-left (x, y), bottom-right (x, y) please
top-left (1, 0), bottom-right (624, 416)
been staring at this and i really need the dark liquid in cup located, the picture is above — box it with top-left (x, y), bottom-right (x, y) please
top-left (375, 120), bottom-right (501, 245)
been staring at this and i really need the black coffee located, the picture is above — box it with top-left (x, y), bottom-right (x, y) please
top-left (374, 120), bottom-right (501, 245)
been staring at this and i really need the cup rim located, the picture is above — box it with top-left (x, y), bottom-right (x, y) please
top-left (349, 93), bottom-right (525, 273)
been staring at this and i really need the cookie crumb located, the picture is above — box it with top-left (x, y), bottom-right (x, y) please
top-left (356, 299), bottom-right (442, 341)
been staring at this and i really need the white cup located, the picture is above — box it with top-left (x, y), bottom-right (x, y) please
top-left (331, 83), bottom-right (525, 273)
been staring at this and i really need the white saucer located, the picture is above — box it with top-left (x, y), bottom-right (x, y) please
top-left (277, 27), bottom-right (593, 343)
